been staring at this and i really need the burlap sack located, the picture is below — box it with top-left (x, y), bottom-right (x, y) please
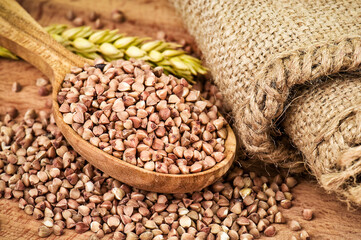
top-left (170, 0), bottom-right (361, 172)
top-left (283, 74), bottom-right (361, 206)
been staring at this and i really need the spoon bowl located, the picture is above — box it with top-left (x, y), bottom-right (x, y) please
top-left (0, 0), bottom-right (237, 193)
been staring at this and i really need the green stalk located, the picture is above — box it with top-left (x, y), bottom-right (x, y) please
top-left (0, 24), bottom-right (207, 83)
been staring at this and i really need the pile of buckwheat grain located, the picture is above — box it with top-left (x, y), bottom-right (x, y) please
top-left (57, 59), bottom-right (227, 174)
top-left (0, 108), bottom-right (309, 239)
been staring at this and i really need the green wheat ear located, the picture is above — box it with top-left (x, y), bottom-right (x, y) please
top-left (0, 24), bottom-right (207, 83)
top-left (0, 46), bottom-right (18, 60)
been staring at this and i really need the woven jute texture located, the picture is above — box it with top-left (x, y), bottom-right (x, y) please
top-left (170, 0), bottom-right (361, 171)
top-left (283, 74), bottom-right (361, 205)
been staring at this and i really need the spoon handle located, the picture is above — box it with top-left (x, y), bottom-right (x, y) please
top-left (0, 0), bottom-right (86, 82)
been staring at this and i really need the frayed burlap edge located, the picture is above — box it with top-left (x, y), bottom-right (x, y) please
top-left (316, 104), bottom-right (361, 207)
top-left (238, 37), bottom-right (361, 172)
top-left (283, 76), bottom-right (361, 207)
top-left (320, 147), bottom-right (361, 208)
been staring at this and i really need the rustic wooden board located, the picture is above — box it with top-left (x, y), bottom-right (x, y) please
top-left (0, 0), bottom-right (361, 239)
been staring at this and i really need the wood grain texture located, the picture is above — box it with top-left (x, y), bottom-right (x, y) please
top-left (0, 0), bottom-right (236, 193)
top-left (0, 0), bottom-right (360, 239)
top-left (0, 0), bottom-right (87, 81)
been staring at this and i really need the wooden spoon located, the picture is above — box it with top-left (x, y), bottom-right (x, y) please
top-left (0, 0), bottom-right (237, 193)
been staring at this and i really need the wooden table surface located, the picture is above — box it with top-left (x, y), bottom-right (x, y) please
top-left (0, 0), bottom-right (361, 239)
